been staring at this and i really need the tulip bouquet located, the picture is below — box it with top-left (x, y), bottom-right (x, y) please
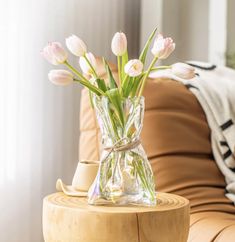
top-left (42, 28), bottom-right (195, 206)
top-left (41, 28), bottom-right (179, 96)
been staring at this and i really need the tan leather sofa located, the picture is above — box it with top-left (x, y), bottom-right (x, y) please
top-left (79, 61), bottom-right (235, 242)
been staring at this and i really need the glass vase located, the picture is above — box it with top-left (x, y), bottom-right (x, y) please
top-left (88, 95), bottom-right (156, 206)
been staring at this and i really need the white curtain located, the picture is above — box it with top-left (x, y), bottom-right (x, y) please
top-left (0, 0), bottom-right (140, 241)
top-left (141, 0), bottom-right (230, 65)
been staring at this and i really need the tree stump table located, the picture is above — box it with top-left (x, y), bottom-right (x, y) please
top-left (43, 192), bottom-right (190, 242)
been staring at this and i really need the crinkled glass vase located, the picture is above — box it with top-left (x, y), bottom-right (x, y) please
top-left (88, 96), bottom-right (156, 206)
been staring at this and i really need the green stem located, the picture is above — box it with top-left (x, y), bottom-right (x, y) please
top-left (138, 56), bottom-right (158, 97)
top-left (73, 78), bottom-right (104, 96)
top-left (84, 55), bottom-right (99, 78)
top-left (64, 61), bottom-right (104, 96)
top-left (65, 61), bottom-right (86, 81)
top-left (108, 108), bottom-right (119, 140)
top-left (117, 56), bottom-right (122, 84)
top-left (121, 51), bottom-right (128, 80)
top-left (133, 153), bottom-right (155, 201)
top-left (151, 65), bottom-right (171, 71)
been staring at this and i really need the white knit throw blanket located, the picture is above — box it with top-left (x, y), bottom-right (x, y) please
top-left (150, 61), bottom-right (235, 203)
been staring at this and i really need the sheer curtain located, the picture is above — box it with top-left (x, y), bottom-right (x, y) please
top-left (141, 0), bottom-right (229, 65)
top-left (0, 0), bottom-right (140, 241)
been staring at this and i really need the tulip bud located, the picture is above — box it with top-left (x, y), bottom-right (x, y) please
top-left (124, 59), bottom-right (143, 77)
top-left (48, 70), bottom-right (73, 85)
top-left (151, 34), bottom-right (175, 59)
top-left (172, 63), bottom-right (195, 79)
top-left (66, 35), bottom-right (87, 57)
top-left (111, 32), bottom-right (127, 56)
top-left (79, 52), bottom-right (97, 75)
top-left (41, 42), bottom-right (68, 65)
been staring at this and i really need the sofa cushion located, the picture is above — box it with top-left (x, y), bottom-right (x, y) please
top-left (189, 212), bottom-right (235, 242)
top-left (142, 79), bottom-right (235, 214)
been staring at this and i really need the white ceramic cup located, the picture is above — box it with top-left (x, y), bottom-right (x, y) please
top-left (72, 160), bottom-right (99, 191)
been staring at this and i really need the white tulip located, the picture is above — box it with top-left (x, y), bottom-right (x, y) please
top-left (124, 59), bottom-right (143, 77)
top-left (41, 42), bottom-right (68, 65)
top-left (151, 34), bottom-right (175, 59)
top-left (111, 32), bottom-right (127, 56)
top-left (48, 70), bottom-right (73, 85)
top-left (172, 63), bottom-right (195, 79)
top-left (79, 52), bottom-right (97, 75)
top-left (66, 35), bottom-right (87, 57)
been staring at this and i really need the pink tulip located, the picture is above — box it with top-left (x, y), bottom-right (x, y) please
top-left (66, 35), bottom-right (87, 57)
top-left (151, 34), bottom-right (175, 59)
top-left (79, 52), bottom-right (97, 75)
top-left (111, 32), bottom-right (127, 56)
top-left (172, 63), bottom-right (195, 79)
top-left (124, 59), bottom-right (143, 77)
top-left (48, 70), bottom-right (73, 85)
top-left (41, 42), bottom-right (68, 65)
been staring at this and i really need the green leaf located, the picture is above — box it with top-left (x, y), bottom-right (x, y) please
top-left (74, 78), bottom-right (104, 96)
top-left (96, 78), bottom-right (108, 92)
top-left (103, 58), bottom-right (118, 89)
top-left (125, 77), bottom-right (135, 98)
top-left (139, 27), bottom-right (157, 66)
top-left (130, 74), bottom-right (144, 97)
top-left (121, 75), bottom-right (131, 97)
top-left (106, 88), bottom-right (124, 127)
top-left (121, 51), bottom-right (128, 80)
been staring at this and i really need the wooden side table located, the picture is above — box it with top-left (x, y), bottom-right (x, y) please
top-left (43, 192), bottom-right (190, 242)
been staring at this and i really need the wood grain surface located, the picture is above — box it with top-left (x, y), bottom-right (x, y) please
top-left (43, 192), bottom-right (190, 242)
